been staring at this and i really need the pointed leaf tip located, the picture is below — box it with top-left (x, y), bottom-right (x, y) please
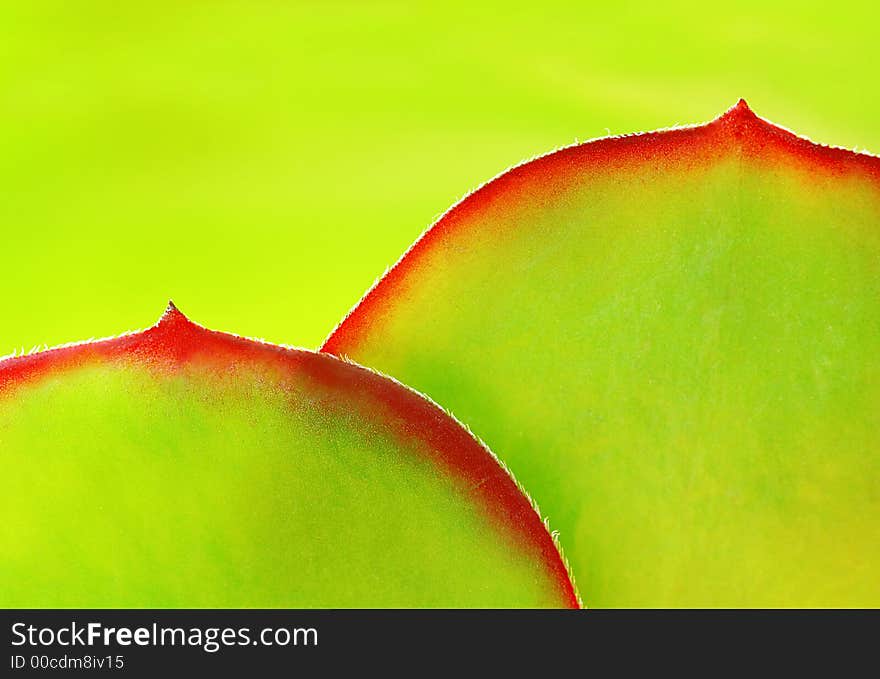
top-left (158, 300), bottom-right (189, 326)
top-left (721, 98), bottom-right (757, 123)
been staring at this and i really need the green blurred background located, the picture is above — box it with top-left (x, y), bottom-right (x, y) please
top-left (2, 0), bottom-right (878, 354)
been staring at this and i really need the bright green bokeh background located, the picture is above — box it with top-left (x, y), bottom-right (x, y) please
top-left (1, 1), bottom-right (879, 353)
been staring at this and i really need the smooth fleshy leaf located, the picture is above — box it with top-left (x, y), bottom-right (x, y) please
top-left (0, 304), bottom-right (577, 608)
top-left (323, 101), bottom-right (880, 607)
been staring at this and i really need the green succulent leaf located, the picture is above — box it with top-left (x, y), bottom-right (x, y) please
top-left (0, 304), bottom-right (577, 608)
top-left (323, 101), bottom-right (880, 607)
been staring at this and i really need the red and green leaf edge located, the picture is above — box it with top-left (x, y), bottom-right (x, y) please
top-left (0, 303), bottom-right (580, 608)
top-left (322, 99), bottom-right (880, 355)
